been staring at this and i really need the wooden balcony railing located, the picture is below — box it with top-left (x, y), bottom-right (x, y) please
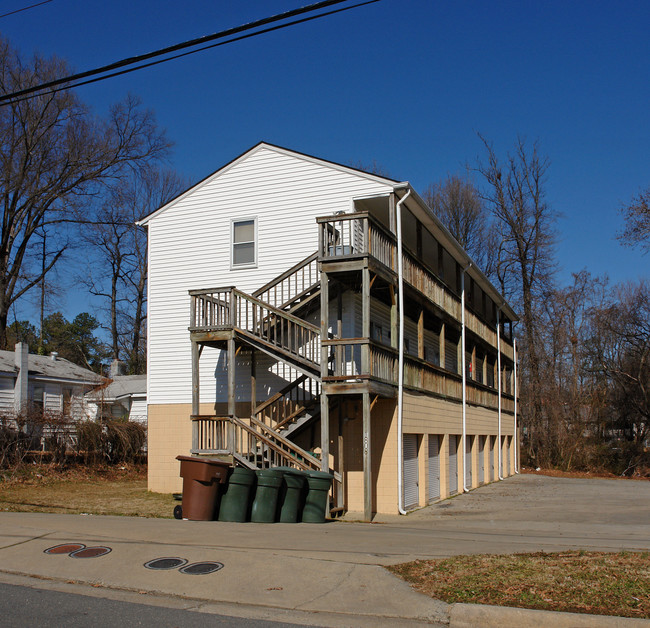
top-left (189, 287), bottom-right (321, 368)
top-left (322, 339), bottom-right (514, 413)
top-left (317, 212), bottom-right (513, 360)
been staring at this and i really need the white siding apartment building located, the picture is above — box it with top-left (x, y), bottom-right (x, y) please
top-left (141, 143), bottom-right (518, 519)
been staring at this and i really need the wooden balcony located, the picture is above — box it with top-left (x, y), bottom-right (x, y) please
top-left (322, 338), bottom-right (514, 413)
top-left (317, 212), bottom-right (514, 361)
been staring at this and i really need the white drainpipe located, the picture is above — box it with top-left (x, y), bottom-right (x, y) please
top-left (497, 306), bottom-right (504, 480)
top-left (514, 338), bottom-right (519, 473)
top-left (461, 263), bottom-right (471, 492)
top-left (396, 188), bottom-right (411, 515)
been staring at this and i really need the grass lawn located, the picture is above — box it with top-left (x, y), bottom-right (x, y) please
top-left (0, 465), bottom-right (175, 518)
top-left (388, 551), bottom-right (650, 619)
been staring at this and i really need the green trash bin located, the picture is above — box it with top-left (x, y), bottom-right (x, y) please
top-left (250, 469), bottom-right (283, 523)
top-left (302, 470), bottom-right (334, 523)
top-left (217, 467), bottom-right (257, 522)
top-left (274, 467), bottom-right (307, 523)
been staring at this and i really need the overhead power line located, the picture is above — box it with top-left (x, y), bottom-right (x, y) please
top-left (0, 0), bottom-right (53, 20)
top-left (0, 0), bottom-right (379, 106)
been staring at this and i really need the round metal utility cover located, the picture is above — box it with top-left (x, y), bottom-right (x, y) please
top-left (144, 557), bottom-right (188, 570)
top-left (69, 546), bottom-right (112, 558)
top-left (179, 561), bottom-right (224, 575)
top-left (44, 543), bottom-right (86, 555)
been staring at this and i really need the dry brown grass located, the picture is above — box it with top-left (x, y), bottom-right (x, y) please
top-left (0, 464), bottom-right (175, 518)
top-left (388, 551), bottom-right (650, 618)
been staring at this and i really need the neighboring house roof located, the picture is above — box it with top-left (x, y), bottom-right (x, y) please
top-left (0, 350), bottom-right (103, 385)
top-left (86, 375), bottom-right (147, 402)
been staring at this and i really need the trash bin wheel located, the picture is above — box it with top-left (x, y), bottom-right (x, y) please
top-left (173, 505), bottom-right (183, 520)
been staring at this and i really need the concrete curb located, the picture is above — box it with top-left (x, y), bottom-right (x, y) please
top-left (449, 603), bottom-right (650, 627)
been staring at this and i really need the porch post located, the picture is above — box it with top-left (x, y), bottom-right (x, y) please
top-left (320, 269), bottom-right (330, 474)
top-left (191, 340), bottom-right (200, 416)
top-left (227, 335), bottom-right (236, 453)
top-left (363, 391), bottom-right (372, 521)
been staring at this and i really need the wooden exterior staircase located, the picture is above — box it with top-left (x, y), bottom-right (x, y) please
top-left (189, 253), bottom-right (340, 483)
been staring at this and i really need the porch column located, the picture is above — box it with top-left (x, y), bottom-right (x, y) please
top-left (320, 269), bottom-right (330, 474)
top-left (227, 335), bottom-right (236, 453)
top-left (363, 391), bottom-right (372, 521)
top-left (191, 340), bottom-right (200, 416)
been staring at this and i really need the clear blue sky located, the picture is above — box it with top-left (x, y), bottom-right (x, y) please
top-left (2, 0), bottom-right (649, 321)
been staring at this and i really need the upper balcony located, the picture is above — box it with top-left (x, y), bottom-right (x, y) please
top-left (316, 211), bottom-right (514, 361)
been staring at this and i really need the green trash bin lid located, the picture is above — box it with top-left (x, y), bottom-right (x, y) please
top-left (255, 469), bottom-right (283, 487)
top-left (306, 470), bottom-right (334, 491)
top-left (228, 467), bottom-right (257, 485)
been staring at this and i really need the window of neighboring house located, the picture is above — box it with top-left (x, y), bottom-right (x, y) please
top-left (231, 218), bottom-right (257, 268)
top-left (63, 387), bottom-right (73, 416)
top-left (32, 384), bottom-right (45, 414)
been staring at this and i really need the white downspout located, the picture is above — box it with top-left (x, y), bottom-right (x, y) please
top-left (461, 263), bottom-right (471, 492)
top-left (497, 306), bottom-right (504, 480)
top-left (396, 188), bottom-right (411, 515)
top-left (514, 337), bottom-right (519, 473)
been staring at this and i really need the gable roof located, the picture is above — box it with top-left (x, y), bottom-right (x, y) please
top-left (137, 141), bottom-right (402, 226)
top-left (86, 374), bottom-right (146, 402)
top-left (0, 350), bottom-right (103, 384)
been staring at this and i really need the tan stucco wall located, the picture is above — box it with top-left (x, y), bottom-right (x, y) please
top-left (147, 403), bottom-right (204, 493)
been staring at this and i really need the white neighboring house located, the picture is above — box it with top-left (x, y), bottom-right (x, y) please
top-left (0, 343), bottom-right (103, 421)
top-left (85, 372), bottom-right (147, 424)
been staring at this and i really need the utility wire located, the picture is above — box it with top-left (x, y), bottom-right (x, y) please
top-left (0, 0), bottom-right (376, 105)
top-left (0, 0), bottom-right (53, 19)
top-left (3, 0), bottom-right (379, 106)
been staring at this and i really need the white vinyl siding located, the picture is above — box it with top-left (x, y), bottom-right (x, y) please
top-left (147, 146), bottom-right (393, 404)
top-left (129, 398), bottom-right (148, 423)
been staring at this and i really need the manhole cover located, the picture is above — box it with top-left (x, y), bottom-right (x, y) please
top-left (144, 557), bottom-right (188, 570)
top-left (44, 543), bottom-right (86, 555)
top-left (69, 546), bottom-right (112, 559)
top-left (179, 561), bottom-right (224, 575)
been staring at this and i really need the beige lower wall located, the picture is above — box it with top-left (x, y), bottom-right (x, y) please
top-left (148, 403), bottom-right (207, 493)
top-left (147, 393), bottom-right (518, 512)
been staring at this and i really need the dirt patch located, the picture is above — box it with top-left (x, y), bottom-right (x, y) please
top-left (521, 467), bottom-right (650, 481)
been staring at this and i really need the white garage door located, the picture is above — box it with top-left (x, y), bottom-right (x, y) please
top-left (428, 435), bottom-right (440, 501)
top-left (403, 434), bottom-right (419, 509)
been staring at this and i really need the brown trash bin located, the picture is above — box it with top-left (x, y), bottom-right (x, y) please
top-left (176, 455), bottom-right (230, 521)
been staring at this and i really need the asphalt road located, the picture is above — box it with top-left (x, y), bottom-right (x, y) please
top-left (0, 582), bottom-right (310, 628)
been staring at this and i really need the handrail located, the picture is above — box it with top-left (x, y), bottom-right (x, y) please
top-left (189, 286), bottom-right (321, 368)
top-left (253, 252), bottom-right (319, 311)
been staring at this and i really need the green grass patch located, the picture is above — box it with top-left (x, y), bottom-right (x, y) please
top-left (0, 465), bottom-right (175, 518)
top-left (387, 551), bottom-right (650, 618)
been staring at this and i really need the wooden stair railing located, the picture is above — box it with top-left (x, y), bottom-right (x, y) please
top-left (253, 252), bottom-right (320, 312)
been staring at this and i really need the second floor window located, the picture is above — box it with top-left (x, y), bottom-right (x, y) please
top-left (232, 218), bottom-right (257, 268)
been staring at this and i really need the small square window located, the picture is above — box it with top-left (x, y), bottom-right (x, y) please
top-left (232, 219), bottom-right (257, 267)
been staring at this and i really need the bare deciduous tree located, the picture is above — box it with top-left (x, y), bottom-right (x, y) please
top-left (618, 187), bottom-right (650, 254)
top-left (0, 37), bottom-right (170, 348)
top-left (84, 167), bottom-right (186, 374)
top-left (423, 174), bottom-right (497, 279)
top-left (476, 135), bottom-right (557, 462)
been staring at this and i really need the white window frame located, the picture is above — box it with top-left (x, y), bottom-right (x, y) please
top-left (230, 217), bottom-right (258, 269)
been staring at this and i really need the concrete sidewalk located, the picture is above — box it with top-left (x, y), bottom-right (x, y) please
top-left (0, 474), bottom-right (648, 626)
